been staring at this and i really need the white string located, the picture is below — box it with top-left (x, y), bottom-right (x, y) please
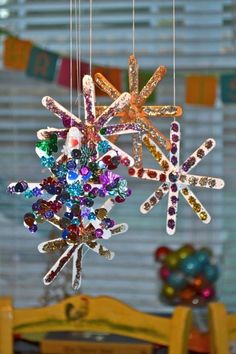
top-left (70, 0), bottom-right (73, 114)
top-left (173, 0), bottom-right (176, 109)
top-left (75, 0), bottom-right (81, 117)
top-left (132, 0), bottom-right (135, 55)
top-left (89, 0), bottom-right (93, 75)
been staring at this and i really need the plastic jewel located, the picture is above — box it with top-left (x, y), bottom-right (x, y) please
top-left (128, 121), bottom-right (225, 235)
top-left (8, 75), bottom-right (132, 289)
top-left (38, 198), bottom-right (128, 289)
top-left (95, 54), bottom-right (183, 167)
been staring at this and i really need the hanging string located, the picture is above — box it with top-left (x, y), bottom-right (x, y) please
top-left (75, 0), bottom-right (81, 117)
top-left (70, 0), bottom-right (73, 113)
top-left (89, 0), bottom-right (93, 75)
top-left (132, 0), bottom-right (135, 55)
top-left (173, 0), bottom-right (176, 109)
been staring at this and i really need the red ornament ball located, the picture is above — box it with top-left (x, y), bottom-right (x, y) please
top-left (154, 246), bottom-right (171, 262)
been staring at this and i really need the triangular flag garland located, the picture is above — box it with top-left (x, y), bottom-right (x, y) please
top-left (8, 57), bottom-right (225, 287)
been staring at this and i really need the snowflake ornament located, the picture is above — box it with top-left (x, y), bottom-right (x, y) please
top-left (38, 199), bottom-right (128, 289)
top-left (8, 75), bottom-right (134, 288)
top-left (128, 121), bottom-right (225, 235)
top-left (95, 54), bottom-right (183, 167)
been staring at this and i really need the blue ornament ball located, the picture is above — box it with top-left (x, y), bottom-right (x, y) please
top-left (180, 255), bottom-right (202, 277)
top-left (195, 249), bottom-right (210, 266)
top-left (167, 271), bottom-right (187, 290)
top-left (203, 264), bottom-right (219, 283)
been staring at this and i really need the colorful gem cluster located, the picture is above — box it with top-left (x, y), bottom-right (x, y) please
top-left (154, 245), bottom-right (219, 306)
top-left (8, 74), bottom-right (135, 288)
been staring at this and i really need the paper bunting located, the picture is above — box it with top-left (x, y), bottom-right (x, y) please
top-left (128, 121), bottom-right (225, 235)
top-left (57, 57), bottom-right (89, 90)
top-left (8, 75), bottom-right (136, 288)
top-left (92, 65), bottom-right (122, 96)
top-left (220, 74), bottom-right (236, 103)
top-left (186, 76), bottom-right (217, 106)
top-left (3, 37), bottom-right (32, 71)
top-left (95, 54), bottom-right (183, 168)
top-left (26, 46), bottom-right (59, 82)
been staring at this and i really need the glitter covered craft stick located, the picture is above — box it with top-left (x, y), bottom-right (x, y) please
top-left (180, 187), bottom-right (211, 224)
top-left (72, 246), bottom-right (83, 289)
top-left (138, 65), bottom-right (167, 106)
top-left (140, 184), bottom-right (169, 214)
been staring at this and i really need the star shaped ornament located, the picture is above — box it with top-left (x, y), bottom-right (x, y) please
top-left (128, 121), bottom-right (225, 235)
top-left (38, 199), bottom-right (128, 289)
top-left (95, 54), bottom-right (183, 167)
top-left (8, 75), bottom-right (134, 288)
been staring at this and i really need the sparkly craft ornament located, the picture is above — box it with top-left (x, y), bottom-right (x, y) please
top-left (95, 55), bottom-right (183, 167)
top-left (8, 75), bottom-right (134, 289)
top-left (129, 121), bottom-right (225, 235)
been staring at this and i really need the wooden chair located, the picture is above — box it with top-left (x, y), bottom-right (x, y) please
top-left (209, 302), bottom-right (236, 354)
top-left (0, 294), bottom-right (192, 354)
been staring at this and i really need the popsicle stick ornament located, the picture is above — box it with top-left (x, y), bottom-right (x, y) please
top-left (128, 121), bottom-right (225, 235)
top-left (38, 198), bottom-right (128, 289)
top-left (95, 55), bottom-right (183, 167)
top-left (8, 75), bottom-right (133, 289)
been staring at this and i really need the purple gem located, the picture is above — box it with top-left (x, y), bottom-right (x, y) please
top-left (182, 162), bottom-right (189, 172)
top-left (83, 183), bottom-right (92, 192)
top-left (171, 156), bottom-right (178, 166)
top-left (168, 207), bottom-right (175, 216)
top-left (126, 188), bottom-right (132, 197)
top-left (172, 134), bottom-right (179, 143)
top-left (108, 219), bottom-right (115, 228)
top-left (80, 166), bottom-right (90, 176)
top-left (32, 187), bottom-right (43, 197)
top-left (95, 228), bottom-right (104, 238)
top-left (98, 189), bottom-right (106, 197)
top-left (44, 210), bottom-right (54, 219)
top-left (29, 224), bottom-right (38, 233)
top-left (32, 202), bottom-right (39, 211)
top-left (88, 113), bottom-right (94, 121)
top-left (171, 143), bottom-right (177, 154)
top-left (171, 184), bottom-right (178, 192)
top-left (168, 219), bottom-right (175, 229)
top-left (171, 196), bottom-right (179, 204)
top-left (62, 114), bottom-right (71, 128)
top-left (171, 123), bottom-right (179, 132)
top-left (91, 187), bottom-right (99, 196)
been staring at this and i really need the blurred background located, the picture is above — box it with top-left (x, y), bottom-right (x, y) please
top-left (0, 0), bottom-right (235, 313)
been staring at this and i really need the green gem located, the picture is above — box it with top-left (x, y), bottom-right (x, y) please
top-left (99, 128), bottom-right (106, 135)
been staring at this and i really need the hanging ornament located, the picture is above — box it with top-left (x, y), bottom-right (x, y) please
top-left (95, 55), bottom-right (183, 167)
top-left (128, 121), bottom-right (225, 235)
top-left (8, 75), bottom-right (134, 289)
top-left (154, 244), bottom-right (220, 306)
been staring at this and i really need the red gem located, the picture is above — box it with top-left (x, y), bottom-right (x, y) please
top-left (128, 167), bottom-right (135, 176)
top-left (137, 168), bottom-right (144, 178)
top-left (107, 163), bottom-right (117, 170)
top-left (115, 196), bottom-right (125, 203)
top-left (160, 173), bottom-right (166, 182)
top-left (102, 155), bottom-right (111, 165)
top-left (147, 170), bottom-right (157, 178)
top-left (121, 157), bottom-right (130, 166)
